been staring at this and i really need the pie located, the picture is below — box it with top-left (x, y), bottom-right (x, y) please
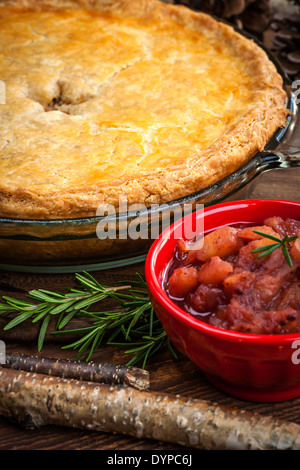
top-left (0, 0), bottom-right (288, 220)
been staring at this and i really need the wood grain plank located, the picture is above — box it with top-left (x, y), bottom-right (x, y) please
top-left (1, 171), bottom-right (300, 450)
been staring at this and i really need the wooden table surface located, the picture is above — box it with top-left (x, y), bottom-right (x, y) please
top-left (0, 168), bottom-right (300, 451)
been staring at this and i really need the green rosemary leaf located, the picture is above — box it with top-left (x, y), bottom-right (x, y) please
top-left (3, 310), bottom-right (34, 330)
top-left (146, 338), bottom-right (166, 360)
top-left (128, 288), bottom-right (149, 295)
top-left (123, 341), bottom-right (153, 355)
top-left (2, 297), bottom-right (35, 308)
top-left (76, 271), bottom-right (104, 289)
top-left (252, 230), bottom-right (282, 242)
top-left (72, 292), bottom-right (107, 310)
top-left (57, 309), bottom-right (78, 330)
top-left (107, 340), bottom-right (143, 348)
top-left (125, 303), bottom-right (151, 340)
top-left (31, 289), bottom-right (66, 299)
top-left (77, 331), bottom-right (103, 359)
top-left (140, 347), bottom-right (153, 370)
top-left (76, 328), bottom-right (102, 359)
top-left (125, 352), bottom-right (146, 367)
top-left (149, 306), bottom-right (154, 337)
top-left (119, 273), bottom-right (147, 289)
top-left (130, 318), bottom-right (162, 333)
top-left (251, 242), bottom-right (281, 254)
top-left (256, 244), bottom-right (282, 258)
top-left (61, 327), bottom-right (100, 350)
top-left (0, 304), bottom-right (17, 314)
top-left (282, 243), bottom-right (293, 268)
top-left (53, 326), bottom-right (96, 336)
top-left (27, 290), bottom-right (63, 303)
top-left (167, 338), bottom-right (178, 360)
top-left (287, 235), bottom-right (299, 243)
top-left (106, 325), bottom-right (123, 343)
top-left (49, 300), bottom-right (77, 315)
top-left (124, 336), bottom-right (165, 368)
top-left (38, 313), bottom-right (51, 351)
top-left (31, 306), bottom-right (53, 323)
top-left (85, 329), bottom-right (104, 362)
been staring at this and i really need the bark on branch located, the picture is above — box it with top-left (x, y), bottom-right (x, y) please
top-left (0, 367), bottom-right (299, 450)
top-left (3, 353), bottom-right (150, 391)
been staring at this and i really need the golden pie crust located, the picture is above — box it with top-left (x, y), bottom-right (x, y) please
top-left (0, 0), bottom-right (288, 219)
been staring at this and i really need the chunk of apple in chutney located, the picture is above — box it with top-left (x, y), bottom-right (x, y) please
top-left (166, 217), bottom-right (300, 334)
top-left (168, 267), bottom-right (198, 298)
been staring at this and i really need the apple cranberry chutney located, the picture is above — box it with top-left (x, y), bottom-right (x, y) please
top-left (165, 217), bottom-right (300, 334)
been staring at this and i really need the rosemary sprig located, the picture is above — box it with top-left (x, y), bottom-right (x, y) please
top-left (0, 272), bottom-right (176, 367)
top-left (251, 230), bottom-right (299, 267)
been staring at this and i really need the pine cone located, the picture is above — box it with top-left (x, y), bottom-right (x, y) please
top-left (264, 2), bottom-right (300, 81)
top-left (163, 0), bottom-right (271, 33)
top-left (239, 0), bottom-right (271, 34)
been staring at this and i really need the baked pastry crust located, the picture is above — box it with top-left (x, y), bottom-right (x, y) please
top-left (0, 0), bottom-right (288, 219)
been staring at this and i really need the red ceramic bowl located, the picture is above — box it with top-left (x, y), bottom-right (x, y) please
top-left (145, 199), bottom-right (300, 402)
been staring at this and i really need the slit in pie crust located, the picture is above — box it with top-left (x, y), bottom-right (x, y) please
top-left (0, 0), bottom-right (289, 219)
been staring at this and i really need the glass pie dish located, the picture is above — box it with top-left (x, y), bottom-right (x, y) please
top-left (0, 37), bottom-right (299, 273)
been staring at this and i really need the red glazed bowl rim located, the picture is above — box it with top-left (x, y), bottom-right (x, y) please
top-left (145, 198), bottom-right (300, 346)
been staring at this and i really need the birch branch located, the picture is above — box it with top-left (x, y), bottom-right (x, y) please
top-left (0, 367), bottom-right (299, 450)
top-left (3, 353), bottom-right (150, 391)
